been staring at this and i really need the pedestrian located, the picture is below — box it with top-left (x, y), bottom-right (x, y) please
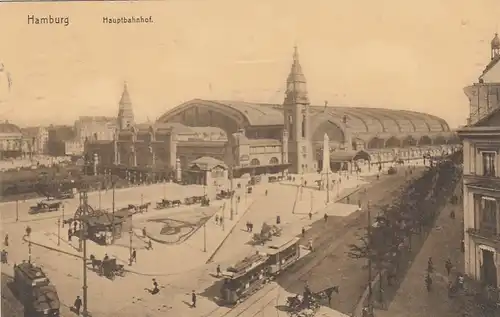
top-left (276, 215), bottom-right (281, 225)
top-left (425, 273), bottom-right (432, 292)
top-left (151, 278), bottom-right (159, 294)
top-left (249, 222), bottom-right (253, 232)
top-left (457, 274), bottom-right (464, 289)
top-left (1, 249), bottom-right (8, 264)
top-left (132, 248), bottom-right (137, 263)
top-left (74, 295), bottom-right (82, 315)
top-left (324, 213), bottom-right (328, 223)
top-left (427, 257), bottom-right (433, 274)
top-left (308, 239), bottom-right (313, 251)
top-left (216, 264), bottom-right (221, 277)
top-left (191, 290), bottom-right (197, 308)
top-left (215, 215), bottom-right (219, 225)
top-left (142, 227), bottom-right (147, 238)
top-left (265, 190), bottom-right (268, 196)
top-left (73, 221), bottom-right (77, 232)
top-left (308, 212), bottom-right (312, 220)
top-left (68, 228), bottom-right (73, 242)
top-left (445, 258), bottom-right (453, 276)
top-left (450, 209), bottom-right (455, 219)
top-left (460, 239), bottom-right (465, 253)
top-left (25, 225), bottom-right (32, 238)
top-left (147, 239), bottom-right (153, 250)
top-left (302, 227), bottom-right (306, 238)
top-left (4, 233), bottom-right (8, 247)
top-left (220, 217), bottom-right (224, 227)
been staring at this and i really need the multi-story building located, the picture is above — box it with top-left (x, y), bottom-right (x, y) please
top-left (464, 33), bottom-right (500, 125)
top-left (458, 33), bottom-right (500, 289)
top-left (47, 125), bottom-right (76, 157)
top-left (0, 121), bottom-right (32, 159)
top-left (74, 116), bottom-right (116, 142)
top-left (21, 126), bottom-right (49, 154)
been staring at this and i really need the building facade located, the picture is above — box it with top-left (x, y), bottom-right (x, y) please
top-left (87, 48), bottom-right (459, 180)
top-left (47, 125), bottom-right (76, 157)
top-left (158, 47), bottom-right (459, 174)
top-left (464, 33), bottom-right (500, 126)
top-left (21, 126), bottom-right (49, 155)
top-left (74, 116), bottom-right (117, 142)
top-left (458, 111), bottom-right (500, 289)
top-left (458, 33), bottom-right (500, 289)
top-left (0, 121), bottom-right (32, 159)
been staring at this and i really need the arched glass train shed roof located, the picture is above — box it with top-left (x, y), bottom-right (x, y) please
top-left (158, 99), bottom-right (450, 136)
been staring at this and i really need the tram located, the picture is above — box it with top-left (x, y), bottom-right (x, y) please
top-left (220, 234), bottom-right (302, 305)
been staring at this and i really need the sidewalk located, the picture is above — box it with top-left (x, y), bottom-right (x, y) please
top-left (27, 188), bottom-right (256, 276)
top-left (373, 185), bottom-right (476, 317)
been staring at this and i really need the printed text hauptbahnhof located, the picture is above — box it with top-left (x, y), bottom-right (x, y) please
top-left (102, 16), bottom-right (153, 24)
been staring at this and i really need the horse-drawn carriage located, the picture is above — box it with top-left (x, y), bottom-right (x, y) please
top-left (29, 200), bottom-right (62, 214)
top-left (252, 222), bottom-right (282, 245)
top-left (128, 202), bottom-right (151, 214)
top-left (216, 190), bottom-right (234, 200)
top-left (89, 254), bottom-right (125, 280)
top-left (286, 285), bottom-right (339, 317)
top-left (156, 199), bottom-right (182, 209)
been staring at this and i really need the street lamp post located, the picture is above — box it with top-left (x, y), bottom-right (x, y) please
top-left (62, 203), bottom-right (65, 227)
top-left (367, 201), bottom-right (373, 313)
top-left (15, 199), bottom-right (19, 222)
top-left (229, 166), bottom-right (234, 221)
top-left (57, 218), bottom-right (61, 246)
top-left (112, 180), bottom-right (116, 243)
top-left (203, 223), bottom-right (207, 252)
top-left (28, 239), bottom-right (32, 263)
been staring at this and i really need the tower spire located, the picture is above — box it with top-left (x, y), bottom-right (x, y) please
top-left (284, 46), bottom-right (309, 105)
top-left (117, 81), bottom-right (134, 130)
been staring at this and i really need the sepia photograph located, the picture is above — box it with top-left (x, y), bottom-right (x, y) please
top-left (0, 1), bottom-right (499, 316)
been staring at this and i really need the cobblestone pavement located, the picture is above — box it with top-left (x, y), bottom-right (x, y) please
top-left (374, 184), bottom-right (500, 317)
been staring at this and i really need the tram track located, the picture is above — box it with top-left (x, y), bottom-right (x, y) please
top-left (202, 172), bottom-right (420, 317)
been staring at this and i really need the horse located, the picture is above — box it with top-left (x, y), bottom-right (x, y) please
top-left (89, 254), bottom-right (102, 272)
top-left (137, 202), bottom-right (151, 213)
top-left (171, 200), bottom-right (182, 207)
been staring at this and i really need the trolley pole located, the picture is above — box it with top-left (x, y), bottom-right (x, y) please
top-left (112, 181), bottom-right (116, 242)
top-left (81, 190), bottom-right (89, 317)
top-left (57, 218), bottom-right (61, 246)
top-left (367, 201), bottom-right (373, 312)
top-left (129, 212), bottom-right (133, 266)
top-left (203, 223), bottom-right (207, 252)
top-left (62, 203), bottom-right (65, 227)
top-left (229, 166), bottom-right (234, 221)
top-left (15, 199), bottom-right (19, 222)
top-left (28, 239), bottom-right (32, 263)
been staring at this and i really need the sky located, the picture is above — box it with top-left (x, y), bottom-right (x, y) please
top-left (0, 0), bottom-right (499, 128)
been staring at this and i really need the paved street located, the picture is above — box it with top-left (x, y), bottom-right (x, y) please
top-left (374, 182), bottom-right (499, 317)
top-left (0, 167), bottom-right (422, 317)
top-left (208, 167), bottom-right (426, 317)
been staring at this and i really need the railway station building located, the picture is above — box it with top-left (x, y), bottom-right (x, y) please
top-left (85, 47), bottom-right (459, 182)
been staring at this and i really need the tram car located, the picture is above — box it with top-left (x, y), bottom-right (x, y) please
top-left (220, 235), bottom-right (301, 305)
top-left (255, 236), bottom-right (300, 276)
top-left (13, 262), bottom-right (60, 317)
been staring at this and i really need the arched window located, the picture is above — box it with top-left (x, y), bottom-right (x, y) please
top-left (269, 157), bottom-right (279, 165)
top-left (250, 158), bottom-right (260, 166)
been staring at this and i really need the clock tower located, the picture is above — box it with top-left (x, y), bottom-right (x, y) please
top-left (283, 46), bottom-right (312, 174)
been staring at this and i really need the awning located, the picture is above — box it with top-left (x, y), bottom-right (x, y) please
top-left (329, 150), bottom-right (370, 162)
